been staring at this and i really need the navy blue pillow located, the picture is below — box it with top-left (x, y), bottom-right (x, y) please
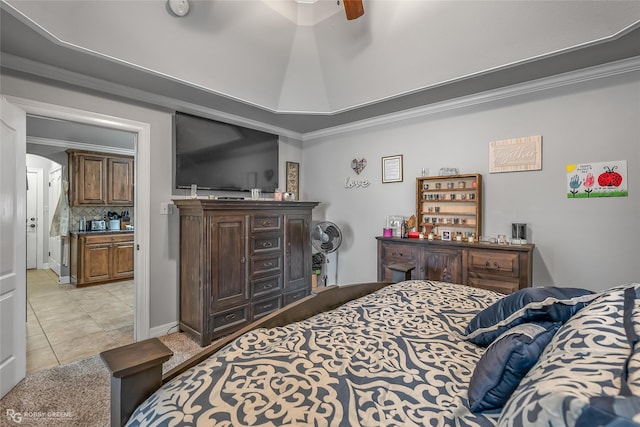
top-left (575, 396), bottom-right (640, 426)
top-left (464, 287), bottom-right (596, 347)
top-left (468, 321), bottom-right (561, 412)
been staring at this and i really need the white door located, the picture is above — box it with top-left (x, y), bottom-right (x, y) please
top-left (48, 167), bottom-right (62, 276)
top-left (26, 169), bottom-right (38, 269)
top-left (0, 98), bottom-right (27, 397)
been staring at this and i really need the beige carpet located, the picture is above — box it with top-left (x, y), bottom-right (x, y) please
top-left (0, 332), bottom-right (216, 427)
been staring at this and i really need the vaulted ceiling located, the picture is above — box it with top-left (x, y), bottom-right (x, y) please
top-left (2, 0), bottom-right (640, 135)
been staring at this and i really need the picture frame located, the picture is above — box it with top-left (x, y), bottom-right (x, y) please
top-left (441, 230), bottom-right (452, 241)
top-left (285, 161), bottom-right (299, 200)
top-left (386, 215), bottom-right (404, 237)
top-left (382, 155), bottom-right (403, 183)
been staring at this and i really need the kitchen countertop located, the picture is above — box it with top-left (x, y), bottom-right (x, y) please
top-left (71, 230), bottom-right (134, 235)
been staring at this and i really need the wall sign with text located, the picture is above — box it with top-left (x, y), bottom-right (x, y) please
top-left (489, 135), bottom-right (542, 173)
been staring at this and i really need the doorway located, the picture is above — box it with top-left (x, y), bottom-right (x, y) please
top-left (25, 150), bottom-right (136, 372)
top-left (6, 94), bottom-right (152, 376)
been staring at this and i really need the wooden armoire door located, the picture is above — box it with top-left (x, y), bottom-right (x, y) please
top-left (284, 214), bottom-right (310, 292)
top-left (209, 215), bottom-right (250, 335)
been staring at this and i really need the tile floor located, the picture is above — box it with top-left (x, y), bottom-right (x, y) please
top-left (26, 269), bottom-right (134, 373)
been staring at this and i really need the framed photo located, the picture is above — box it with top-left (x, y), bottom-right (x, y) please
top-left (285, 161), bottom-right (299, 200)
top-left (441, 230), bottom-right (452, 241)
top-left (382, 155), bottom-right (403, 183)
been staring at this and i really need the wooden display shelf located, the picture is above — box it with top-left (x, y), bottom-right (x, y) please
top-left (416, 174), bottom-right (482, 239)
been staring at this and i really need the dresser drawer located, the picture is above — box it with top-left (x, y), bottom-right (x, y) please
top-left (250, 254), bottom-right (282, 276)
top-left (467, 250), bottom-right (520, 278)
top-left (380, 243), bottom-right (418, 263)
top-left (252, 296), bottom-right (281, 319)
top-left (211, 305), bottom-right (249, 334)
top-left (252, 215), bottom-right (282, 232)
top-left (251, 234), bottom-right (282, 255)
top-left (251, 275), bottom-right (282, 298)
top-left (468, 277), bottom-right (519, 295)
top-left (283, 288), bottom-right (308, 305)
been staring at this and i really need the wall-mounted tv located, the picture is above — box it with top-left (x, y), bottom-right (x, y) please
top-left (174, 112), bottom-right (279, 193)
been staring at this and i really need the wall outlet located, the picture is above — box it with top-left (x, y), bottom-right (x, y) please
top-left (160, 202), bottom-right (173, 215)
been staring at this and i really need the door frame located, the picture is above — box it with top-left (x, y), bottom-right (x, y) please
top-left (6, 95), bottom-right (152, 341)
top-left (26, 167), bottom-right (44, 269)
top-left (47, 164), bottom-right (64, 279)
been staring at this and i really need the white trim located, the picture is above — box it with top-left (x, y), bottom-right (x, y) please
top-left (4, 53), bottom-right (640, 144)
top-left (5, 95), bottom-right (151, 341)
top-left (27, 136), bottom-right (135, 156)
top-left (57, 275), bottom-right (70, 285)
top-left (149, 322), bottom-right (179, 338)
top-left (302, 55), bottom-right (640, 141)
top-left (26, 167), bottom-right (44, 269)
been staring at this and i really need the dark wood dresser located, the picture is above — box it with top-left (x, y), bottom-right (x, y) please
top-left (377, 237), bottom-right (534, 294)
top-left (174, 199), bottom-right (319, 345)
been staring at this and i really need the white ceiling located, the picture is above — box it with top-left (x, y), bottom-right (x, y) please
top-left (2, 0), bottom-right (640, 135)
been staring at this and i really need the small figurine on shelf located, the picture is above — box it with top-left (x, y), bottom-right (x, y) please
top-left (401, 221), bottom-right (409, 238)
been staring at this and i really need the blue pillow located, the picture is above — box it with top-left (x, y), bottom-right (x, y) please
top-left (575, 396), bottom-right (640, 426)
top-left (464, 287), bottom-right (597, 347)
top-left (468, 321), bottom-right (560, 412)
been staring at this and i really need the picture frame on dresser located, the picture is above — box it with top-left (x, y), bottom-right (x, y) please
top-left (441, 230), bottom-right (452, 241)
top-left (285, 161), bottom-right (299, 200)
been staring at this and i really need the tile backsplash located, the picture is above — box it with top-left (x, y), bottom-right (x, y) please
top-left (71, 206), bottom-right (134, 231)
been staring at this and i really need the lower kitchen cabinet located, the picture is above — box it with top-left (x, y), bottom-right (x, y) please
top-left (377, 237), bottom-right (534, 294)
top-left (70, 232), bottom-right (134, 286)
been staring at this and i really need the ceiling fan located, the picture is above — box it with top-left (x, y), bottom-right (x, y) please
top-left (342, 0), bottom-right (364, 20)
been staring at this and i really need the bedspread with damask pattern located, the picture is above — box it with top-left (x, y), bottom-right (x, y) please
top-left (127, 281), bottom-right (504, 427)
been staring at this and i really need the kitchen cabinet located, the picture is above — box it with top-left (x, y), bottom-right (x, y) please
top-left (377, 237), bottom-right (534, 294)
top-left (107, 156), bottom-right (134, 205)
top-left (68, 150), bottom-right (134, 206)
top-left (174, 199), bottom-right (319, 346)
top-left (70, 232), bottom-right (134, 286)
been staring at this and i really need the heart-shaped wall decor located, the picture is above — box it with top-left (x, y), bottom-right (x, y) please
top-left (351, 158), bottom-right (367, 175)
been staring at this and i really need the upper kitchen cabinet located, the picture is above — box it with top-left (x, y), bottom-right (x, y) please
top-left (107, 156), bottom-right (134, 205)
top-left (68, 150), bottom-right (134, 206)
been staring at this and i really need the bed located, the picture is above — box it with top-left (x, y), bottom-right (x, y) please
top-left (101, 280), bottom-right (640, 427)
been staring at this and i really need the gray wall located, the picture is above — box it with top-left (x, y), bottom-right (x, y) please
top-left (303, 69), bottom-right (640, 291)
top-left (3, 65), bottom-right (639, 335)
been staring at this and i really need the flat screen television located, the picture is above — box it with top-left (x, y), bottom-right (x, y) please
top-left (174, 112), bottom-right (279, 193)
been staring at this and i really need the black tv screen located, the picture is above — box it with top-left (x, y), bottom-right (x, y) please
top-left (175, 112), bottom-right (279, 192)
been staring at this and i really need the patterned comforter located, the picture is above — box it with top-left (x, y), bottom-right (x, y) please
top-left (127, 281), bottom-right (504, 426)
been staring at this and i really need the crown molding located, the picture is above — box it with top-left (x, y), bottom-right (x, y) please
top-left (27, 136), bottom-right (135, 156)
top-left (1, 53), bottom-right (304, 140)
top-left (4, 52), bottom-right (640, 143)
top-left (302, 55), bottom-right (640, 141)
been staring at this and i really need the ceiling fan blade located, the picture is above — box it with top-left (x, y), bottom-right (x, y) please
top-left (343, 0), bottom-right (364, 20)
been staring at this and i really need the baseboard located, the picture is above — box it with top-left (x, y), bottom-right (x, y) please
top-left (57, 275), bottom-right (70, 284)
top-left (149, 322), bottom-right (180, 338)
